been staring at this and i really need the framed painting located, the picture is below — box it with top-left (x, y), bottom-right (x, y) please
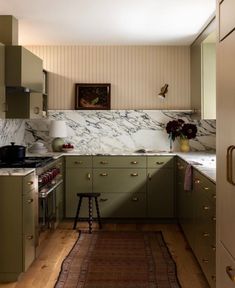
top-left (75, 83), bottom-right (111, 110)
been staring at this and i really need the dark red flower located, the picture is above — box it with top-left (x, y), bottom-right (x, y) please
top-left (181, 123), bottom-right (197, 139)
top-left (166, 119), bottom-right (197, 140)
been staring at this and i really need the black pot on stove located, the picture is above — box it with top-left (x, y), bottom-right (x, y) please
top-left (0, 142), bottom-right (26, 163)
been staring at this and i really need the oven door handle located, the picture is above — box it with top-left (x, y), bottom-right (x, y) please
top-left (39, 179), bottom-right (63, 198)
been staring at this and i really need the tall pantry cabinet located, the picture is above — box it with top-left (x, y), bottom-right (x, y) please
top-left (217, 0), bottom-right (235, 287)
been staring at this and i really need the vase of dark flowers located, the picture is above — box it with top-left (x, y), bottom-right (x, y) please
top-left (166, 119), bottom-right (197, 152)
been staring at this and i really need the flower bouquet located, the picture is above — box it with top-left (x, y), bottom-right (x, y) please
top-left (165, 119), bottom-right (197, 152)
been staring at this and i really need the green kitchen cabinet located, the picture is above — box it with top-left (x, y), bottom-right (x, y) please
top-left (65, 156), bottom-right (92, 218)
top-left (147, 156), bottom-right (175, 218)
top-left (0, 172), bottom-right (37, 282)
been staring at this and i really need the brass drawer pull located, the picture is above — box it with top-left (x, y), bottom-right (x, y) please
top-left (100, 173), bottom-right (108, 176)
top-left (100, 161), bottom-right (108, 164)
top-left (203, 186), bottom-right (209, 190)
top-left (156, 161), bottom-right (164, 165)
top-left (74, 161), bottom-right (83, 164)
top-left (148, 173), bottom-right (152, 181)
top-left (212, 194), bottom-right (216, 199)
top-left (194, 178), bottom-right (200, 184)
top-left (87, 173), bottom-right (91, 180)
top-left (203, 232), bottom-right (210, 237)
top-left (27, 181), bottom-right (34, 185)
top-left (26, 235), bottom-right (34, 240)
top-left (131, 173), bottom-right (138, 177)
top-left (27, 199), bottom-right (34, 204)
top-left (100, 198), bottom-right (108, 202)
top-left (178, 165), bottom-right (184, 170)
top-left (131, 161), bottom-right (138, 164)
top-left (226, 266), bottom-right (235, 282)
top-left (211, 245), bottom-right (216, 251)
top-left (203, 206), bottom-right (210, 210)
top-left (132, 197), bottom-right (139, 201)
top-left (212, 216), bottom-right (216, 221)
top-left (202, 259), bottom-right (209, 263)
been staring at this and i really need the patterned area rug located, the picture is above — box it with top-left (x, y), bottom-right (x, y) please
top-left (55, 231), bottom-right (182, 288)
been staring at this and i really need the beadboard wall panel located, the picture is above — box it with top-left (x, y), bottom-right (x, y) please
top-left (26, 46), bottom-right (190, 110)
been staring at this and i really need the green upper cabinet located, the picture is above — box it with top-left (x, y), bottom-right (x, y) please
top-left (190, 18), bottom-right (216, 119)
top-left (5, 46), bottom-right (43, 92)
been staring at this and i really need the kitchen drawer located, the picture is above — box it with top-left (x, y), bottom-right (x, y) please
top-left (147, 156), bottom-right (174, 168)
top-left (66, 156), bottom-right (92, 168)
top-left (93, 156), bottom-right (147, 168)
top-left (93, 168), bottom-right (146, 193)
top-left (194, 170), bottom-right (216, 200)
top-left (217, 242), bottom-right (235, 288)
top-left (219, 0), bottom-right (235, 41)
top-left (23, 172), bottom-right (37, 193)
top-left (98, 192), bottom-right (146, 218)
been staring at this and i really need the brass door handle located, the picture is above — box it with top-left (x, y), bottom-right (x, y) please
top-left (100, 161), bottom-right (108, 164)
top-left (131, 161), bottom-right (138, 164)
top-left (226, 266), bottom-right (235, 282)
top-left (132, 197), bottom-right (139, 201)
top-left (227, 146), bottom-right (235, 185)
top-left (131, 173), bottom-right (138, 177)
top-left (156, 161), bottom-right (164, 165)
top-left (87, 173), bottom-right (91, 180)
top-left (100, 173), bottom-right (108, 176)
top-left (100, 198), bottom-right (108, 202)
top-left (27, 199), bottom-right (34, 203)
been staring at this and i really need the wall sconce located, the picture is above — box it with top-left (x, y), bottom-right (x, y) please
top-left (158, 84), bottom-right (169, 99)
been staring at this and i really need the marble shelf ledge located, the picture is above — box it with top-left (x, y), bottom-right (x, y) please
top-left (0, 168), bottom-right (35, 176)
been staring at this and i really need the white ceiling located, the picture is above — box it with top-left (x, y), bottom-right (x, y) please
top-left (0, 0), bottom-right (216, 45)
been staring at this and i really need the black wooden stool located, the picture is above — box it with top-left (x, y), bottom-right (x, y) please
top-left (73, 192), bottom-right (102, 233)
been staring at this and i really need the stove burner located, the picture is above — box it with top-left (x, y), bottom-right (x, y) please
top-left (0, 157), bottom-right (54, 168)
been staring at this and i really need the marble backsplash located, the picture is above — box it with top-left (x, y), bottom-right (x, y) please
top-left (0, 110), bottom-right (216, 153)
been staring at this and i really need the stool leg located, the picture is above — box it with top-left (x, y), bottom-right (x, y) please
top-left (73, 197), bottom-right (82, 230)
top-left (95, 197), bottom-right (102, 229)
top-left (88, 197), bottom-right (93, 234)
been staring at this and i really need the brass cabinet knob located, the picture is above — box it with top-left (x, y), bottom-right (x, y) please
top-left (131, 161), bottom-right (138, 164)
top-left (212, 216), bottom-right (216, 221)
top-left (226, 266), bottom-right (235, 282)
top-left (203, 232), bottom-right (210, 237)
top-left (131, 173), bottom-right (138, 177)
top-left (100, 161), bottom-right (108, 164)
top-left (26, 235), bottom-right (34, 240)
top-left (211, 245), bottom-right (216, 251)
top-left (203, 206), bottom-right (210, 210)
top-left (212, 194), bottom-right (216, 199)
top-left (87, 173), bottom-right (91, 180)
top-left (74, 161), bottom-right (83, 164)
top-left (27, 199), bottom-right (34, 204)
top-left (156, 161), bottom-right (164, 165)
top-left (194, 178), bottom-right (200, 184)
top-left (203, 186), bottom-right (210, 190)
top-left (100, 198), bottom-right (108, 202)
top-left (202, 258), bottom-right (209, 263)
top-left (132, 197), bottom-right (139, 201)
top-left (148, 173), bottom-right (152, 180)
top-left (100, 173), bottom-right (108, 176)
top-left (27, 181), bottom-right (34, 185)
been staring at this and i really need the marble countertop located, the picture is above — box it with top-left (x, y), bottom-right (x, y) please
top-left (0, 151), bottom-right (216, 182)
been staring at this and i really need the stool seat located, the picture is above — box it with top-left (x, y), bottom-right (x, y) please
top-left (73, 192), bottom-right (102, 233)
top-left (76, 192), bottom-right (101, 197)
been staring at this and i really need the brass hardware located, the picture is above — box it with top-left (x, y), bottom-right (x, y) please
top-left (27, 181), bottom-right (34, 185)
top-left (74, 161), bottom-right (83, 164)
top-left (203, 187), bottom-right (209, 190)
top-left (100, 161), bottom-right (108, 164)
top-left (194, 178), bottom-right (200, 184)
top-left (132, 197), bottom-right (139, 201)
top-left (227, 146), bottom-right (235, 185)
top-left (148, 173), bottom-right (152, 181)
top-left (211, 245), bottom-right (216, 251)
top-left (202, 258), bottom-right (209, 263)
top-left (131, 161), bottom-right (138, 164)
top-left (203, 206), bottom-right (210, 210)
top-left (203, 232), bottom-right (210, 237)
top-left (211, 275), bottom-right (216, 281)
top-left (33, 106), bottom-right (40, 114)
top-left (212, 216), bottom-right (216, 221)
top-left (26, 235), bottom-right (34, 240)
top-left (100, 173), bottom-right (108, 176)
top-left (100, 198), bottom-right (108, 202)
top-left (87, 173), bottom-right (91, 180)
top-left (131, 173), bottom-right (138, 177)
top-left (178, 165), bottom-right (184, 170)
top-left (156, 161), bottom-right (164, 165)
top-left (212, 194), bottom-right (216, 199)
top-left (226, 266), bottom-right (235, 282)
top-left (27, 199), bottom-right (34, 204)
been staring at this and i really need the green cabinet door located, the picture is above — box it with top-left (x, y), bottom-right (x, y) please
top-left (147, 168), bottom-right (174, 218)
top-left (65, 168), bottom-right (92, 218)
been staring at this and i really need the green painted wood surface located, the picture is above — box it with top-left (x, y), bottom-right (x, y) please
top-left (93, 168), bottom-right (146, 193)
top-left (93, 156), bottom-right (147, 168)
top-left (66, 156), bottom-right (92, 168)
top-left (147, 156), bottom-right (174, 168)
top-left (147, 168), bottom-right (175, 218)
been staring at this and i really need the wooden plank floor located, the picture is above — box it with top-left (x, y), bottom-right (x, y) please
top-left (0, 222), bottom-right (209, 288)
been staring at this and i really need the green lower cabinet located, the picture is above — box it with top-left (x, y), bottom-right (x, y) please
top-left (147, 168), bottom-right (174, 218)
top-left (65, 168), bottom-right (92, 218)
top-left (98, 192), bottom-right (146, 218)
